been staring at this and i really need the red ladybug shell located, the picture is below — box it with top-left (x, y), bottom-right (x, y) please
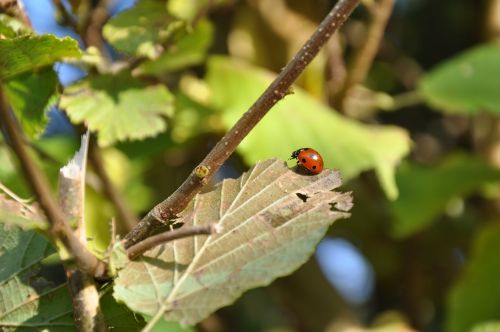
top-left (290, 148), bottom-right (324, 174)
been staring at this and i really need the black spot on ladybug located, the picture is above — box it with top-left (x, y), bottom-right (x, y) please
top-left (312, 165), bottom-right (317, 169)
top-left (301, 158), bottom-right (306, 163)
top-left (296, 192), bottom-right (309, 202)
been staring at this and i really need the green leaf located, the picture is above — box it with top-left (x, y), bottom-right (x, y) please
top-left (471, 321), bottom-right (500, 332)
top-left (136, 19), bottom-right (214, 75)
top-left (0, 194), bottom-right (47, 229)
top-left (101, 290), bottom-right (146, 330)
top-left (0, 145), bottom-right (30, 198)
top-left (420, 44), bottom-right (500, 114)
top-left (143, 315), bottom-right (195, 332)
top-left (390, 154), bottom-right (500, 238)
top-left (3, 68), bottom-right (58, 138)
top-left (114, 159), bottom-right (352, 327)
top-left (0, 34), bottom-right (81, 79)
top-left (103, 0), bottom-right (181, 59)
top-left (0, 224), bottom-right (74, 331)
top-left (60, 71), bottom-right (174, 146)
top-left (205, 57), bottom-right (410, 199)
top-left (446, 223), bottom-right (500, 332)
top-left (167, 0), bottom-right (233, 21)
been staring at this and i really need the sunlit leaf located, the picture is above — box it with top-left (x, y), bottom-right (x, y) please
top-left (0, 34), bottom-right (81, 79)
top-left (103, 0), bottom-right (181, 59)
top-left (420, 44), bottom-right (500, 114)
top-left (205, 57), bottom-right (410, 199)
top-left (471, 321), bottom-right (500, 332)
top-left (0, 195), bottom-right (46, 229)
top-left (136, 19), bottom-right (214, 75)
top-left (3, 68), bottom-right (58, 138)
top-left (0, 224), bottom-right (74, 331)
top-left (446, 223), bottom-right (500, 332)
top-left (60, 71), bottom-right (174, 146)
top-left (167, 0), bottom-right (233, 21)
top-left (390, 154), bottom-right (500, 238)
top-left (114, 159), bottom-right (352, 326)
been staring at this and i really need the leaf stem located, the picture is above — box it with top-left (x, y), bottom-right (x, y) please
top-left (379, 90), bottom-right (424, 111)
top-left (123, 0), bottom-right (361, 248)
top-left (127, 224), bottom-right (219, 260)
top-left (0, 86), bottom-right (107, 279)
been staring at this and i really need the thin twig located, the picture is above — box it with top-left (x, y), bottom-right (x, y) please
top-left (337, 0), bottom-right (395, 109)
top-left (123, 0), bottom-right (361, 248)
top-left (82, 0), bottom-right (111, 58)
top-left (52, 0), bottom-right (79, 30)
top-left (127, 224), bottom-right (219, 260)
top-left (378, 90), bottom-right (423, 111)
top-left (0, 86), bottom-right (107, 279)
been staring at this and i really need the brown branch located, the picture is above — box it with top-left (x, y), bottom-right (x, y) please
top-left (88, 140), bottom-right (137, 232)
top-left (52, 0), bottom-right (78, 30)
top-left (127, 224), bottom-right (219, 260)
top-left (0, 0), bottom-right (32, 29)
top-left (0, 86), bottom-right (107, 279)
top-left (82, 0), bottom-right (111, 57)
top-left (52, 0), bottom-right (110, 55)
top-left (123, 0), bottom-right (361, 248)
top-left (325, 33), bottom-right (348, 100)
top-left (337, 0), bottom-right (395, 109)
top-left (65, 270), bottom-right (107, 331)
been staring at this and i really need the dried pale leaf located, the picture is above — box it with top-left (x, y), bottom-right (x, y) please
top-left (114, 159), bottom-right (352, 326)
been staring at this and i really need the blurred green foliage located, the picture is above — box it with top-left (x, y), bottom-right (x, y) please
top-left (0, 0), bottom-right (499, 331)
top-left (446, 223), bottom-right (500, 332)
top-left (421, 44), bottom-right (500, 115)
top-left (390, 154), bottom-right (500, 237)
top-left (103, 0), bottom-right (182, 59)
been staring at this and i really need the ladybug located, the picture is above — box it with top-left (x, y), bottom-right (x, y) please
top-left (289, 148), bottom-right (324, 174)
